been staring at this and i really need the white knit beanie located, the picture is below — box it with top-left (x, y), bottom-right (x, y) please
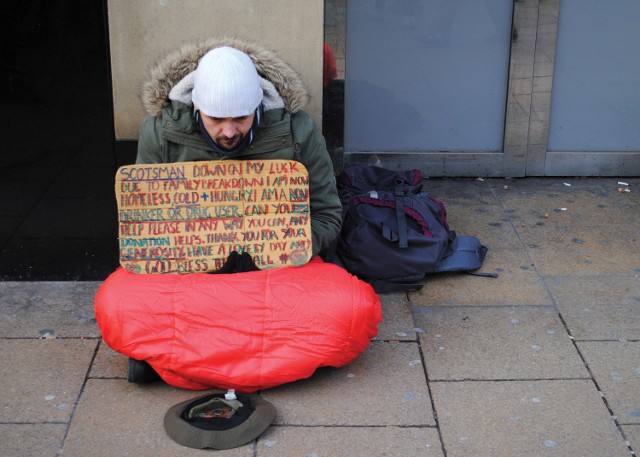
top-left (192, 46), bottom-right (263, 118)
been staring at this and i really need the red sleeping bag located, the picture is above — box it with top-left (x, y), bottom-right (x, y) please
top-left (95, 258), bottom-right (381, 392)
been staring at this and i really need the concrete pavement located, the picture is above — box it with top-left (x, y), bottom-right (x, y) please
top-left (1, 176), bottom-right (639, 456)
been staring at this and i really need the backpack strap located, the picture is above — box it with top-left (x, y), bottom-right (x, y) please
top-left (368, 278), bottom-right (424, 293)
top-left (394, 188), bottom-right (409, 248)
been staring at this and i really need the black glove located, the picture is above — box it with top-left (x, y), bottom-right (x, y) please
top-left (211, 251), bottom-right (260, 274)
top-left (237, 252), bottom-right (260, 272)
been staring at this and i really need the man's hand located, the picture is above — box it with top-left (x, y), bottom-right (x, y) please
top-left (211, 251), bottom-right (260, 274)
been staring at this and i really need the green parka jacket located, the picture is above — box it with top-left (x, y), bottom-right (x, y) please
top-left (136, 37), bottom-right (341, 257)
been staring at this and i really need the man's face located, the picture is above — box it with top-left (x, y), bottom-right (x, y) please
top-left (196, 107), bottom-right (255, 150)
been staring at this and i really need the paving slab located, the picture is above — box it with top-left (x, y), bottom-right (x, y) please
top-left (488, 177), bottom-right (616, 189)
top-left (412, 306), bottom-right (588, 380)
top-left (89, 340), bottom-right (127, 379)
top-left (374, 293), bottom-right (420, 341)
top-left (517, 225), bottom-right (640, 276)
top-left (493, 186), bottom-right (635, 227)
top-left (409, 248), bottom-right (551, 306)
top-left (443, 202), bottom-right (524, 250)
top-left (0, 423), bottom-right (67, 457)
top-left (609, 192), bottom-right (640, 223)
top-left (430, 379), bottom-right (629, 457)
top-left (423, 178), bottom-right (500, 205)
top-left (256, 425), bottom-right (443, 456)
top-left (0, 338), bottom-right (97, 422)
top-left (547, 276), bottom-right (640, 340)
top-left (577, 341), bottom-right (640, 424)
top-left (62, 379), bottom-right (251, 457)
top-left (263, 341), bottom-right (434, 426)
top-left (0, 281), bottom-right (101, 338)
top-left (621, 425), bottom-right (640, 454)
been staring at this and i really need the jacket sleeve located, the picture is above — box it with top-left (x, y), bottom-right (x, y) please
top-left (136, 115), bottom-right (164, 164)
top-left (293, 112), bottom-right (342, 256)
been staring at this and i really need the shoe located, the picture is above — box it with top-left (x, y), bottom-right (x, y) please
top-left (127, 358), bottom-right (161, 383)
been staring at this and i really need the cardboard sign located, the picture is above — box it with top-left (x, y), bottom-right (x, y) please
top-left (116, 160), bottom-right (312, 274)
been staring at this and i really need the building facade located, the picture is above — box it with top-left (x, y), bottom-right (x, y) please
top-left (109, 0), bottom-right (640, 177)
top-left (326, 0), bottom-right (640, 176)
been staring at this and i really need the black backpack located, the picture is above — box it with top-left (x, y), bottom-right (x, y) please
top-left (324, 166), bottom-right (495, 293)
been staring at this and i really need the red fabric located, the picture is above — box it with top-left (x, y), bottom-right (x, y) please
top-left (323, 43), bottom-right (337, 87)
top-left (95, 258), bottom-right (381, 392)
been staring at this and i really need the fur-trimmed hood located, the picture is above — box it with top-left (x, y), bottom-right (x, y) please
top-left (140, 37), bottom-right (310, 117)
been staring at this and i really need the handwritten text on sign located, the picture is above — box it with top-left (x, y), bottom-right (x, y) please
top-left (116, 160), bottom-right (311, 274)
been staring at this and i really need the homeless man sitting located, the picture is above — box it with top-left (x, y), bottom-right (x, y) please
top-left (128, 39), bottom-right (343, 382)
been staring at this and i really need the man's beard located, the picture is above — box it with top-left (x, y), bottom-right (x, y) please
top-left (215, 133), bottom-right (244, 151)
